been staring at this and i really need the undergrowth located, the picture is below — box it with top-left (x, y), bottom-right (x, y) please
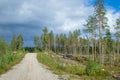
top-left (37, 51), bottom-right (116, 80)
top-left (37, 51), bottom-right (85, 75)
top-left (0, 50), bottom-right (25, 74)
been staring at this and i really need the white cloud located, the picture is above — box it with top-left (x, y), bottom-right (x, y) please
top-left (106, 9), bottom-right (120, 33)
top-left (0, 0), bottom-right (94, 32)
top-left (0, 0), bottom-right (120, 33)
top-left (51, 0), bottom-right (94, 32)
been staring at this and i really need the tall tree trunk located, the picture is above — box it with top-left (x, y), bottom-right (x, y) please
top-left (102, 39), bottom-right (105, 65)
top-left (80, 38), bottom-right (83, 55)
top-left (75, 47), bottom-right (76, 54)
top-left (117, 41), bottom-right (120, 63)
top-left (98, 15), bottom-right (102, 64)
top-left (105, 38), bottom-right (107, 65)
top-left (116, 41), bottom-right (119, 63)
top-left (113, 41), bottom-right (116, 65)
top-left (48, 39), bottom-right (51, 50)
top-left (92, 38), bottom-right (94, 61)
top-left (87, 39), bottom-right (90, 58)
top-left (93, 32), bottom-right (96, 62)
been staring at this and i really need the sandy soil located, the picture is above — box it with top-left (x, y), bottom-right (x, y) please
top-left (0, 53), bottom-right (59, 80)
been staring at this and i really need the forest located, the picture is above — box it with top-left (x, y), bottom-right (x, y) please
top-left (34, 0), bottom-right (120, 79)
top-left (34, 0), bottom-right (120, 68)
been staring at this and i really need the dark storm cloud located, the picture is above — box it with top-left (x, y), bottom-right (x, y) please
top-left (0, 0), bottom-right (99, 46)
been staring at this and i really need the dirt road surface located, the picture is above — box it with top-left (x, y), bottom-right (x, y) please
top-left (0, 53), bottom-right (59, 80)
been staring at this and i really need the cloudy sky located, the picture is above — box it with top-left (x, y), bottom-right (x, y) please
top-left (0, 0), bottom-right (120, 46)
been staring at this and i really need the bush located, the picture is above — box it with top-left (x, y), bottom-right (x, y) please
top-left (37, 52), bottom-right (85, 75)
top-left (85, 60), bottom-right (109, 77)
top-left (0, 51), bottom-right (25, 74)
top-left (64, 65), bottom-right (85, 75)
top-left (37, 52), bottom-right (58, 69)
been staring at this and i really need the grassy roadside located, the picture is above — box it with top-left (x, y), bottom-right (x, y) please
top-left (37, 51), bottom-right (116, 80)
top-left (0, 50), bottom-right (25, 74)
top-left (37, 51), bottom-right (85, 79)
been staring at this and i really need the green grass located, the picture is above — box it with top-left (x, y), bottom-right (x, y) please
top-left (0, 50), bottom-right (25, 74)
top-left (37, 51), bottom-right (85, 77)
top-left (37, 51), bottom-right (116, 80)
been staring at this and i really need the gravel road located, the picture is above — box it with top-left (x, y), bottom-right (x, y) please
top-left (0, 53), bottom-right (59, 80)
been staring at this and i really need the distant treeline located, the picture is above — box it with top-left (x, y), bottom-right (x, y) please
top-left (24, 47), bottom-right (35, 52)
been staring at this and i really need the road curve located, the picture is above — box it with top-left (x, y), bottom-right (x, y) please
top-left (0, 53), bottom-right (59, 80)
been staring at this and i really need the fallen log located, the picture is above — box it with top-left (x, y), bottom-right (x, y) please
top-left (113, 74), bottom-right (120, 80)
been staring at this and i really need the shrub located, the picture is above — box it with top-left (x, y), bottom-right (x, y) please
top-left (64, 65), bottom-right (85, 75)
top-left (85, 60), bottom-right (109, 77)
top-left (37, 52), bottom-right (85, 76)
top-left (0, 51), bottom-right (25, 74)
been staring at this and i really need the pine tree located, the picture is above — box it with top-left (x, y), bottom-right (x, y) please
top-left (11, 34), bottom-right (17, 51)
top-left (49, 31), bottom-right (54, 50)
top-left (114, 17), bottom-right (120, 63)
top-left (94, 0), bottom-right (108, 64)
top-left (84, 15), bottom-right (97, 61)
top-left (105, 27), bottom-right (113, 66)
top-left (68, 31), bottom-right (73, 54)
top-left (55, 34), bottom-right (60, 53)
top-left (17, 34), bottom-right (24, 50)
top-left (41, 27), bottom-right (49, 50)
top-left (0, 38), bottom-right (7, 55)
top-left (34, 36), bottom-right (41, 50)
